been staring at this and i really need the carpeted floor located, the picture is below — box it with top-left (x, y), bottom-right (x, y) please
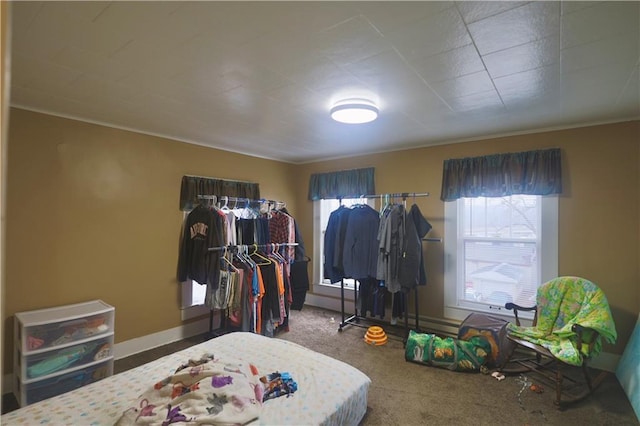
top-left (4, 305), bottom-right (638, 425)
top-left (275, 305), bottom-right (638, 425)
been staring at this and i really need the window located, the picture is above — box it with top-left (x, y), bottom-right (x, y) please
top-left (444, 195), bottom-right (558, 321)
top-left (312, 198), bottom-right (374, 293)
top-left (182, 279), bottom-right (206, 307)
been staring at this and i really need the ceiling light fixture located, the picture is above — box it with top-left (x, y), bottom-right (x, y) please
top-left (330, 99), bottom-right (379, 124)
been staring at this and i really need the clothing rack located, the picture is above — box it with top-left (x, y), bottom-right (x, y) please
top-left (197, 194), bottom-right (286, 209)
top-left (207, 242), bottom-right (298, 252)
top-left (193, 194), bottom-right (292, 336)
top-left (334, 191), bottom-right (434, 344)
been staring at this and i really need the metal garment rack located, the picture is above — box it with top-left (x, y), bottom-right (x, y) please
top-left (197, 194), bottom-right (286, 209)
top-left (335, 192), bottom-right (436, 344)
top-left (195, 194), bottom-right (291, 335)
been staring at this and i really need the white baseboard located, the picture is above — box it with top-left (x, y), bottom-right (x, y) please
top-left (113, 315), bottom-right (211, 360)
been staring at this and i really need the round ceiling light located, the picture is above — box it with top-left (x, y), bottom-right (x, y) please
top-left (330, 99), bottom-right (379, 124)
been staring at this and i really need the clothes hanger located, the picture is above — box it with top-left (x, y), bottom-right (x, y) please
top-left (222, 247), bottom-right (239, 272)
top-left (237, 245), bottom-right (255, 267)
top-left (250, 244), bottom-right (272, 266)
top-left (269, 243), bottom-right (286, 263)
top-left (221, 196), bottom-right (230, 212)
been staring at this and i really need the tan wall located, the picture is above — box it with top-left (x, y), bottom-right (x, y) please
top-left (294, 121), bottom-right (640, 355)
top-left (3, 108), bottom-right (296, 374)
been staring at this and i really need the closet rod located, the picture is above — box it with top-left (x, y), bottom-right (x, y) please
top-left (197, 194), bottom-right (286, 207)
top-left (208, 243), bottom-right (298, 252)
top-left (423, 237), bottom-right (443, 242)
top-left (355, 191), bottom-right (430, 199)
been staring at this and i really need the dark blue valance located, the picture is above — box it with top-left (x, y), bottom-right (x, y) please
top-left (440, 148), bottom-right (562, 201)
top-left (308, 167), bottom-right (375, 201)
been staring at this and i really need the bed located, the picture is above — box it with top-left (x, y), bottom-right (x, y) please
top-left (1, 332), bottom-right (371, 425)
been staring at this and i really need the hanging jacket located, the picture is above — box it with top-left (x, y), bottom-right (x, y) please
top-left (177, 204), bottom-right (223, 287)
top-left (398, 204), bottom-right (433, 289)
top-left (324, 206), bottom-right (349, 283)
top-left (342, 204), bottom-right (380, 280)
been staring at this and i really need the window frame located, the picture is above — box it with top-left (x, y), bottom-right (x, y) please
top-left (444, 195), bottom-right (558, 322)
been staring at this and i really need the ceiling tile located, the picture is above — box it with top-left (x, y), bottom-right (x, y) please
top-left (17, 60), bottom-right (83, 98)
top-left (483, 35), bottom-right (560, 79)
top-left (447, 89), bottom-right (504, 112)
top-left (561, 1), bottom-right (639, 49)
top-left (90, 2), bottom-right (181, 40)
top-left (560, 1), bottom-right (603, 16)
top-left (616, 65), bottom-right (639, 113)
top-left (493, 64), bottom-right (560, 106)
top-left (10, 1), bottom-right (43, 35)
top-left (386, 6), bottom-right (472, 61)
top-left (357, 2), bottom-right (454, 34)
top-left (411, 44), bottom-right (486, 83)
top-left (468, 2), bottom-right (560, 55)
top-left (561, 32), bottom-right (639, 74)
top-left (431, 70), bottom-right (496, 101)
top-left (455, 1), bottom-right (528, 24)
top-left (313, 16), bottom-right (392, 66)
top-left (50, 46), bottom-right (109, 76)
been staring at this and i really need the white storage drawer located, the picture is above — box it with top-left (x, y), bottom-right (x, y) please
top-left (18, 336), bottom-right (113, 380)
top-left (17, 360), bottom-right (113, 406)
top-left (13, 300), bottom-right (115, 407)
top-left (15, 301), bottom-right (114, 354)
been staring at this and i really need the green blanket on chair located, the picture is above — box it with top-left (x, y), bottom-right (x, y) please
top-left (507, 276), bottom-right (617, 366)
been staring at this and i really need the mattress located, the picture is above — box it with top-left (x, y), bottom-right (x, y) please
top-left (2, 332), bottom-right (371, 425)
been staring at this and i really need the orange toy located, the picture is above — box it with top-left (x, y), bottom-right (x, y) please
top-left (364, 326), bottom-right (388, 345)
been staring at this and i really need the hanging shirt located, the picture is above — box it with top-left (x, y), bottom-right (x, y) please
top-left (377, 204), bottom-right (403, 292)
top-left (324, 206), bottom-right (350, 283)
top-left (409, 204), bottom-right (432, 286)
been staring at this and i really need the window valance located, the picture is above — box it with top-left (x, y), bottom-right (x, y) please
top-left (180, 175), bottom-right (260, 211)
top-left (308, 167), bottom-right (375, 200)
top-left (440, 148), bottom-right (562, 201)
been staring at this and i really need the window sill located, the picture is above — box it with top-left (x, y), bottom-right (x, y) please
top-left (312, 281), bottom-right (355, 299)
top-left (444, 305), bottom-right (534, 327)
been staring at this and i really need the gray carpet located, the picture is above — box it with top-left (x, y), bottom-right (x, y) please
top-left (275, 305), bottom-right (638, 426)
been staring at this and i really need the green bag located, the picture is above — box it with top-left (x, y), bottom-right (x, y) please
top-left (405, 330), bottom-right (491, 372)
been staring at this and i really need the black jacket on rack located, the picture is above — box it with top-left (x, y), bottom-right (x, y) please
top-left (177, 204), bottom-right (224, 288)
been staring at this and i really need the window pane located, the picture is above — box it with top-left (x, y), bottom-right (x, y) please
top-left (462, 240), bottom-right (538, 306)
top-left (463, 196), bottom-right (538, 239)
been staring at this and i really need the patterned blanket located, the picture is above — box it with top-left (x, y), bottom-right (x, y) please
top-left (115, 354), bottom-right (263, 425)
top-left (507, 276), bottom-right (617, 366)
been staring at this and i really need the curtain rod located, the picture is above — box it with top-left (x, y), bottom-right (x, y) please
top-left (185, 175), bottom-right (256, 184)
